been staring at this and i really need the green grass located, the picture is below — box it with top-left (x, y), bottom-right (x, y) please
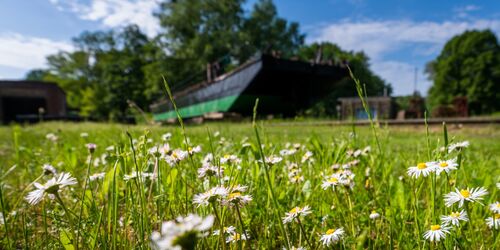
top-left (0, 121), bottom-right (499, 249)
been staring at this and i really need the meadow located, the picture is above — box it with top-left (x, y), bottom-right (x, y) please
top-left (0, 121), bottom-right (499, 249)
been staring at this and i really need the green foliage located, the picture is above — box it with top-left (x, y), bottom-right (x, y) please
top-left (427, 29), bottom-right (500, 115)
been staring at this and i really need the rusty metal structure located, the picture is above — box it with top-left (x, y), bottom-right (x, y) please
top-left (0, 81), bottom-right (66, 123)
top-left (150, 54), bottom-right (348, 121)
top-left (338, 96), bottom-right (394, 120)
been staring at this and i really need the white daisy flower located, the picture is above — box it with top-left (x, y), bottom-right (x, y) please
top-left (151, 214), bottom-right (214, 250)
top-left (489, 202), bottom-right (500, 213)
top-left (423, 224), bottom-right (450, 242)
top-left (164, 149), bottom-right (188, 166)
top-left (89, 172), bottom-right (106, 181)
top-left (197, 164), bottom-right (224, 178)
top-left (369, 210), bottom-right (380, 220)
top-left (106, 145), bottom-right (115, 152)
top-left (225, 231), bottom-right (249, 243)
top-left (193, 186), bottom-right (229, 207)
top-left (223, 191), bottom-right (252, 208)
top-left (407, 162), bottom-right (435, 178)
top-left (282, 206), bottom-right (312, 224)
top-left (220, 154), bottom-right (241, 164)
top-left (289, 174), bottom-right (304, 184)
top-left (448, 141), bottom-right (469, 153)
top-left (80, 132), bottom-right (88, 138)
top-left (161, 133), bottom-right (172, 141)
top-left (301, 151), bottom-right (313, 163)
top-left (42, 164), bottom-right (57, 175)
top-left (444, 187), bottom-right (488, 207)
top-left (213, 225), bottom-right (237, 236)
top-left (485, 214), bottom-right (500, 229)
top-left (124, 171), bottom-right (155, 182)
top-left (261, 155), bottom-right (282, 165)
top-left (320, 227), bottom-right (344, 246)
top-left (321, 174), bottom-right (340, 190)
top-left (25, 172), bottom-right (77, 205)
top-left (432, 158), bottom-right (458, 175)
top-left (440, 210), bottom-right (468, 226)
top-left (280, 149), bottom-right (297, 156)
top-left (46, 133), bottom-right (58, 142)
top-left (188, 145), bottom-right (202, 155)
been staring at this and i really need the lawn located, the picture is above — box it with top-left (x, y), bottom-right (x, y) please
top-left (0, 121), bottom-right (499, 249)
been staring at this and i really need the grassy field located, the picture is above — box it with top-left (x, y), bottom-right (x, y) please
top-left (0, 121), bottom-right (499, 249)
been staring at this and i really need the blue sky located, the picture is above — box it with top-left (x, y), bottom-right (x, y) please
top-left (1, 0), bottom-right (499, 96)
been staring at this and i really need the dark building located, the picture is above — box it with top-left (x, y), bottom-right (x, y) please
top-left (0, 81), bottom-right (66, 123)
top-left (151, 54), bottom-right (348, 121)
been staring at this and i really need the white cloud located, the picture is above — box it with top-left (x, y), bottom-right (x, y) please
top-left (309, 19), bottom-right (500, 95)
top-left (454, 5), bottom-right (481, 18)
top-left (0, 33), bottom-right (72, 70)
top-left (50, 0), bottom-right (161, 37)
top-left (371, 60), bottom-right (431, 96)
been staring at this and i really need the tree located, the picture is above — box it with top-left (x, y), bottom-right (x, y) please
top-left (427, 29), bottom-right (500, 115)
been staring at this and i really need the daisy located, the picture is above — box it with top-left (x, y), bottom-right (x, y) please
top-left (282, 206), bottom-right (312, 224)
top-left (440, 210), bottom-right (468, 226)
top-left (46, 133), bottom-right (58, 142)
top-left (407, 162), bottom-right (435, 178)
top-left (444, 187), bottom-right (488, 207)
top-left (369, 210), bottom-right (380, 220)
top-left (432, 158), bottom-right (458, 175)
top-left (80, 132), bottom-right (88, 138)
top-left (197, 164), bottom-right (224, 178)
top-left (301, 151), bottom-right (313, 163)
top-left (193, 186), bottom-right (229, 207)
top-left (25, 172), bottom-right (77, 205)
top-left (86, 143), bottom-right (96, 153)
top-left (225, 231), bottom-right (249, 243)
top-left (89, 172), bottom-right (106, 181)
top-left (321, 174), bottom-right (340, 190)
top-left (161, 133), bottom-right (172, 141)
top-left (423, 224), bottom-right (450, 242)
top-left (42, 164), bottom-right (57, 175)
top-left (280, 149), bottom-right (297, 156)
top-left (164, 149), bottom-right (188, 166)
top-left (188, 145), bottom-right (202, 155)
top-left (448, 141), bottom-right (469, 153)
top-left (320, 227), bottom-right (344, 246)
top-left (489, 202), bottom-right (500, 213)
top-left (485, 214), bottom-right (500, 229)
top-left (151, 214), bottom-right (213, 250)
top-left (223, 191), bottom-right (252, 208)
top-left (262, 155), bottom-right (282, 165)
top-left (220, 154), bottom-right (241, 164)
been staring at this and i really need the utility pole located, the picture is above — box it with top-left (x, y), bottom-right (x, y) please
top-left (413, 67), bottom-right (418, 96)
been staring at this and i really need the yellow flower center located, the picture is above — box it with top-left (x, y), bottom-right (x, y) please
top-left (430, 225), bottom-right (441, 231)
top-left (371, 210), bottom-right (377, 214)
top-left (417, 163), bottom-right (427, 169)
top-left (496, 203), bottom-right (500, 208)
top-left (224, 154), bottom-right (230, 159)
top-left (234, 233), bottom-right (241, 240)
top-left (229, 192), bottom-right (241, 199)
top-left (172, 152), bottom-right (178, 158)
top-left (188, 147), bottom-right (192, 151)
top-left (495, 214), bottom-right (500, 219)
top-left (460, 189), bottom-right (470, 198)
top-left (329, 177), bottom-right (338, 183)
top-left (289, 207), bottom-right (299, 214)
top-left (450, 212), bottom-right (460, 218)
top-left (326, 229), bottom-right (336, 235)
top-left (440, 162), bottom-right (448, 168)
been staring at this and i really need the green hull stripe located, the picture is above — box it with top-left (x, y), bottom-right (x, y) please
top-left (153, 95), bottom-right (239, 121)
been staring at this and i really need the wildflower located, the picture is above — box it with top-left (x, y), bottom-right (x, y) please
top-left (151, 214), bottom-right (214, 250)
top-left (489, 201), bottom-right (500, 213)
top-left (225, 231), bottom-right (249, 243)
top-left (432, 158), bottom-right (458, 175)
top-left (161, 133), bottom-right (172, 141)
top-left (220, 154), bottom-right (241, 164)
top-left (124, 171), bottom-right (155, 182)
top-left (320, 227), bottom-right (344, 246)
top-left (321, 174), bottom-right (340, 190)
top-left (444, 187), bottom-right (488, 207)
top-left (188, 145), bottom-right (202, 155)
top-left (369, 210), bottom-right (380, 220)
top-left (261, 155), bottom-right (282, 165)
top-left (197, 164), bottom-right (224, 178)
top-left (440, 210), bottom-right (468, 226)
top-left (80, 132), bottom-right (88, 138)
top-left (280, 149), bottom-right (297, 156)
top-left (105, 145), bottom-right (115, 152)
top-left (89, 172), bottom-right (106, 181)
top-left (282, 206), bottom-right (312, 224)
top-left (46, 133), bottom-right (58, 142)
top-left (213, 225), bottom-right (236, 236)
top-left (42, 164), bottom-right (57, 175)
top-left (193, 186), bottom-right (229, 207)
top-left (86, 143), bottom-right (97, 153)
top-left (0, 212), bottom-right (4, 225)
top-left (485, 214), bottom-right (500, 229)
top-left (223, 191), bottom-right (252, 208)
top-left (407, 162), bottom-right (435, 178)
top-left (25, 172), bottom-right (77, 205)
top-left (164, 149), bottom-right (188, 166)
top-left (423, 224), bottom-right (450, 242)
top-left (448, 141), bottom-right (469, 153)
top-left (301, 151), bottom-right (313, 163)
